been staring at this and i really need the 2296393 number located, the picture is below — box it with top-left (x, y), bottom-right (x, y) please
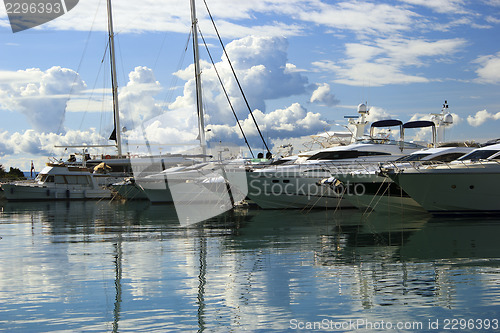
top-left (5, 2), bottom-right (62, 14)
top-left (443, 318), bottom-right (499, 330)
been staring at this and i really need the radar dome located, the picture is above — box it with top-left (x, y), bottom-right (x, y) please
top-left (443, 113), bottom-right (453, 124)
top-left (357, 103), bottom-right (368, 113)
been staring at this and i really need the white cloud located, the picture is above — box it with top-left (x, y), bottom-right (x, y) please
top-left (7, 0), bottom-right (307, 38)
top-left (467, 109), bottom-right (500, 127)
top-left (298, 1), bottom-right (418, 36)
top-left (0, 66), bottom-right (86, 133)
top-left (310, 83), bottom-right (340, 106)
top-left (365, 106), bottom-right (394, 123)
top-left (0, 35), bottom-right (320, 159)
top-left (208, 103), bottom-right (328, 143)
top-left (398, 0), bottom-right (467, 14)
top-left (122, 36), bottom-right (322, 152)
top-left (119, 66), bottom-right (164, 129)
top-left (0, 128), bottom-right (112, 170)
top-left (168, 36), bottom-right (310, 127)
top-left (312, 37), bottom-right (466, 86)
top-left (474, 52), bottom-right (500, 84)
top-left (485, 0), bottom-right (500, 6)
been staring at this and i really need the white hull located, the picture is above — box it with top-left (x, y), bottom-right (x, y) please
top-left (141, 186), bottom-right (174, 203)
top-left (346, 193), bottom-right (425, 214)
top-left (246, 171), bottom-right (354, 209)
top-left (137, 176), bottom-right (174, 203)
top-left (389, 164), bottom-right (500, 214)
top-left (336, 173), bottom-right (425, 213)
top-left (1, 183), bottom-right (111, 201)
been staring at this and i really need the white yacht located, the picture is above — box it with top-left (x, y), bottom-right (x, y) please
top-left (1, 163), bottom-right (112, 201)
top-left (318, 105), bottom-right (462, 213)
top-left (333, 144), bottom-right (476, 213)
top-left (137, 163), bottom-right (210, 203)
top-left (383, 143), bottom-right (500, 215)
top-left (245, 106), bottom-right (426, 209)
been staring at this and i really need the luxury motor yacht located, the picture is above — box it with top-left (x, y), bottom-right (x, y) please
top-left (245, 105), bottom-right (427, 209)
top-left (1, 163), bottom-right (112, 201)
top-left (330, 144), bottom-right (476, 213)
top-left (382, 143), bottom-right (500, 215)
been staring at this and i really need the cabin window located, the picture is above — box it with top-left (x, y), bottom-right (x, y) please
top-left (77, 176), bottom-right (90, 185)
top-left (65, 176), bottom-right (78, 184)
top-left (307, 151), bottom-right (391, 160)
top-left (42, 175), bottom-right (55, 183)
top-left (428, 153), bottom-right (466, 162)
top-left (395, 153), bottom-right (431, 162)
top-left (54, 175), bottom-right (66, 184)
top-left (269, 159), bottom-right (292, 165)
top-left (458, 150), bottom-right (498, 161)
top-left (303, 169), bottom-right (329, 173)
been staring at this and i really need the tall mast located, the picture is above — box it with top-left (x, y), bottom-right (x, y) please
top-left (107, 0), bottom-right (122, 157)
top-left (190, 0), bottom-right (207, 157)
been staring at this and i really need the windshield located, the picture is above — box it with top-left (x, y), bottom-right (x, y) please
top-left (307, 150), bottom-right (391, 161)
top-left (458, 150), bottom-right (499, 161)
top-left (395, 153), bottom-right (431, 162)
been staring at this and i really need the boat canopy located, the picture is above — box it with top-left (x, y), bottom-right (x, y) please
top-left (402, 120), bottom-right (435, 129)
top-left (369, 119), bottom-right (403, 137)
top-left (402, 120), bottom-right (437, 147)
top-left (371, 119), bottom-right (403, 128)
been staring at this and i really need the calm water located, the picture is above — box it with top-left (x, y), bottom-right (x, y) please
top-left (0, 201), bottom-right (499, 332)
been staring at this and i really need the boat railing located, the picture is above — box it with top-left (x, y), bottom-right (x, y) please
top-left (382, 158), bottom-right (500, 173)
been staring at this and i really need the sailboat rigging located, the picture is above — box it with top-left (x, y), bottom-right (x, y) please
top-left (106, 0), bottom-right (122, 157)
top-left (190, 0), bottom-right (208, 159)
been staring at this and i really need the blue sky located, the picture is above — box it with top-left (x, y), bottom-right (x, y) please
top-left (1, 0), bottom-right (500, 169)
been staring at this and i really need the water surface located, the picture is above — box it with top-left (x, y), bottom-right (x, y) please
top-left (0, 201), bottom-right (499, 332)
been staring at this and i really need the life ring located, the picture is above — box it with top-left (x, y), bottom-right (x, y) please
top-left (105, 155), bottom-right (111, 159)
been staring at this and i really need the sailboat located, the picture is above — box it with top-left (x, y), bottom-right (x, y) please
top-left (133, 0), bottom-right (251, 212)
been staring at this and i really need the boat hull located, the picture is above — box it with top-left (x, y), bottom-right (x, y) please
top-left (336, 173), bottom-right (425, 213)
top-left (246, 171), bottom-right (354, 209)
top-left (111, 183), bottom-right (148, 200)
top-left (389, 170), bottom-right (500, 214)
top-left (1, 183), bottom-right (111, 201)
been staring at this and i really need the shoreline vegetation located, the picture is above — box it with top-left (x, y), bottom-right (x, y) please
top-left (0, 164), bottom-right (27, 181)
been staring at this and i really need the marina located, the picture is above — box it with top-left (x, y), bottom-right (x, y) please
top-left (1, 0), bottom-right (500, 331)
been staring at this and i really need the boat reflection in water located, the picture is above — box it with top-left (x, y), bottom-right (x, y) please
top-left (1, 200), bottom-right (499, 331)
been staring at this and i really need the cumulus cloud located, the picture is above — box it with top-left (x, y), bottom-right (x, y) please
top-left (310, 83), bottom-right (340, 106)
top-left (467, 109), bottom-right (500, 127)
top-left (365, 106), bottom-right (394, 123)
top-left (119, 66), bottom-right (164, 129)
top-left (0, 66), bottom-right (86, 133)
top-left (0, 129), bottom-right (109, 156)
top-left (203, 103), bottom-right (328, 150)
top-left (0, 128), bottom-right (114, 171)
top-left (129, 36), bottom-right (316, 151)
top-left (0, 35), bottom-right (320, 160)
top-left (474, 52), bottom-right (500, 84)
